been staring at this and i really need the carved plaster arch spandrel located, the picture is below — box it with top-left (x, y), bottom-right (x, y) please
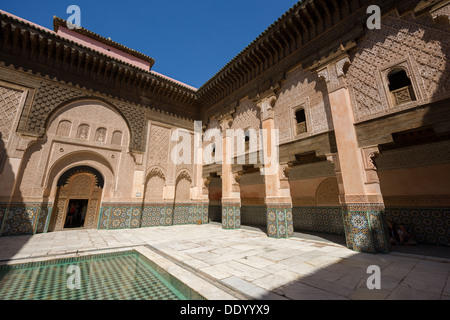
top-left (24, 80), bottom-right (145, 152)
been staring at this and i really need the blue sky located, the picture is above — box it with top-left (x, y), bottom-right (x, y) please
top-left (1, 0), bottom-right (299, 89)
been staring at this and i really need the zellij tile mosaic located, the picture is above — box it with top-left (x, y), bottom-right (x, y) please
top-left (0, 251), bottom-right (187, 300)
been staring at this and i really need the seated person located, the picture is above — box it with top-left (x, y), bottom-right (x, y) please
top-left (397, 224), bottom-right (417, 245)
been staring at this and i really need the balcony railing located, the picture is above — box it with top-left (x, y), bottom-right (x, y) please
top-left (391, 85), bottom-right (415, 106)
top-left (296, 121), bottom-right (307, 135)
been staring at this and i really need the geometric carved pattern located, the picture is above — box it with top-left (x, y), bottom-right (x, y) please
top-left (56, 120), bottom-right (72, 137)
top-left (111, 131), bottom-right (123, 145)
top-left (147, 125), bottom-right (171, 171)
top-left (22, 81), bottom-right (147, 152)
top-left (77, 124), bottom-right (90, 140)
top-left (53, 172), bottom-right (102, 231)
top-left (95, 128), bottom-right (107, 143)
top-left (315, 178), bottom-right (340, 206)
top-left (70, 174), bottom-right (94, 199)
top-left (376, 140), bottom-right (450, 170)
top-left (347, 12), bottom-right (450, 121)
top-left (0, 86), bottom-right (23, 142)
top-left (275, 67), bottom-right (331, 143)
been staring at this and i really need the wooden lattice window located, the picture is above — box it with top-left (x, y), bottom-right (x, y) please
top-left (295, 109), bottom-right (307, 135)
top-left (388, 69), bottom-right (416, 106)
top-left (77, 124), bottom-right (90, 140)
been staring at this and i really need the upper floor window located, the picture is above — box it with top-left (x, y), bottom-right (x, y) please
top-left (295, 109), bottom-right (307, 135)
top-left (95, 128), bottom-right (107, 143)
top-left (111, 131), bottom-right (123, 145)
top-left (388, 69), bottom-right (416, 106)
top-left (77, 124), bottom-right (90, 140)
top-left (57, 120), bottom-right (72, 137)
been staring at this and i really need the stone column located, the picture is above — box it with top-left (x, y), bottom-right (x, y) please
top-left (256, 93), bottom-right (294, 239)
top-left (220, 114), bottom-right (241, 230)
top-left (191, 123), bottom-right (208, 224)
top-left (317, 53), bottom-right (390, 253)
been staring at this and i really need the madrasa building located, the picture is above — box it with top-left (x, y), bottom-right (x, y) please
top-left (0, 0), bottom-right (449, 254)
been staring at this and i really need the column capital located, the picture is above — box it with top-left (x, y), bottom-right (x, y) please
top-left (129, 151), bottom-right (144, 165)
top-left (316, 54), bottom-right (351, 93)
top-left (218, 113), bottom-right (234, 132)
top-left (361, 145), bottom-right (381, 184)
top-left (253, 89), bottom-right (278, 121)
top-left (279, 162), bottom-right (292, 181)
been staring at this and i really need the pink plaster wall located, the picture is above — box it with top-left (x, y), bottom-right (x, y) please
top-left (289, 177), bottom-right (326, 198)
top-left (240, 184), bottom-right (265, 199)
top-left (56, 27), bottom-right (151, 71)
top-left (208, 187), bottom-right (222, 201)
top-left (379, 163), bottom-right (450, 196)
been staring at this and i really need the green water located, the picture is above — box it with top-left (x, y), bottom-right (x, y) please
top-left (0, 251), bottom-right (187, 300)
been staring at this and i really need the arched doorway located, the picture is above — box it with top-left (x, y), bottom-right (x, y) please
top-left (49, 166), bottom-right (104, 231)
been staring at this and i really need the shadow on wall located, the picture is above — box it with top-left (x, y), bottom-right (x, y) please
top-left (0, 132), bottom-right (35, 263)
top-left (381, 12), bottom-right (450, 247)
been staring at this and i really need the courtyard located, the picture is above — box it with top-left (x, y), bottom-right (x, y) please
top-left (0, 224), bottom-right (448, 300)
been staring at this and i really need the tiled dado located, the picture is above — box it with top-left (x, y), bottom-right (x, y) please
top-left (222, 203), bottom-right (241, 230)
top-left (384, 207), bottom-right (450, 246)
top-left (98, 203), bottom-right (209, 230)
top-left (173, 203), bottom-right (209, 225)
top-left (292, 207), bottom-right (344, 235)
top-left (267, 205), bottom-right (294, 239)
top-left (241, 206), bottom-right (267, 227)
top-left (0, 203), bottom-right (52, 237)
top-left (342, 204), bottom-right (391, 254)
top-left (98, 203), bottom-right (144, 230)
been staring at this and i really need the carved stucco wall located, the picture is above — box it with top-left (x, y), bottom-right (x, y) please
top-left (145, 174), bottom-right (165, 201)
top-left (19, 80), bottom-right (152, 152)
top-left (0, 86), bottom-right (24, 143)
top-left (17, 101), bottom-right (134, 201)
top-left (175, 171), bottom-right (192, 202)
top-left (275, 66), bottom-right (333, 144)
top-left (147, 124), bottom-right (171, 174)
top-left (347, 11), bottom-right (450, 122)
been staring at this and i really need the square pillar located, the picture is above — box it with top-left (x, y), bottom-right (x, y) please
top-left (267, 204), bottom-right (293, 238)
top-left (257, 94), bottom-right (294, 239)
top-left (222, 202), bottom-right (241, 230)
top-left (220, 114), bottom-right (242, 230)
top-left (316, 52), bottom-right (391, 253)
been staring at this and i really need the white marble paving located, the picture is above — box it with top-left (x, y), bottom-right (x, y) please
top-left (0, 224), bottom-right (449, 300)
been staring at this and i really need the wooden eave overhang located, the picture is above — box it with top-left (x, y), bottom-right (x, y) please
top-left (197, 0), bottom-right (416, 119)
top-left (0, 11), bottom-right (200, 119)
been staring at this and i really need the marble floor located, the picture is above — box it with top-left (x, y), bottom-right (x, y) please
top-left (0, 224), bottom-right (449, 300)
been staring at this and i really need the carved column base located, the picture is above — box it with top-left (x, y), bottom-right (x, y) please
top-left (342, 203), bottom-right (391, 254)
top-left (222, 202), bottom-right (241, 230)
top-left (267, 204), bottom-right (294, 239)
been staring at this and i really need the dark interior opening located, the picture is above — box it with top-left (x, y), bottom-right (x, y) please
top-left (388, 69), bottom-right (412, 91)
top-left (295, 109), bottom-right (306, 123)
top-left (64, 199), bottom-right (89, 229)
